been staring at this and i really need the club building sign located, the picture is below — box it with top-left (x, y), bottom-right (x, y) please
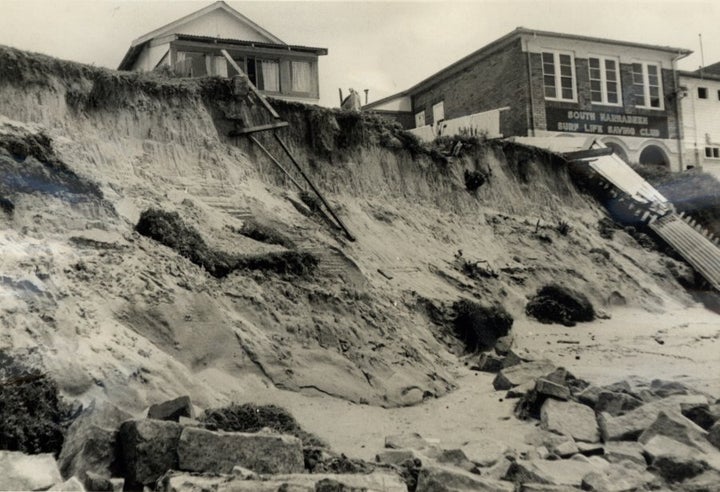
top-left (545, 107), bottom-right (669, 139)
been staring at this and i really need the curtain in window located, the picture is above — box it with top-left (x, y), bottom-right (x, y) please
top-left (258, 60), bottom-right (280, 92)
top-left (291, 61), bottom-right (312, 92)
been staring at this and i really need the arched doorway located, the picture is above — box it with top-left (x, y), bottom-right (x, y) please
top-left (603, 141), bottom-right (629, 162)
top-left (639, 144), bottom-right (669, 168)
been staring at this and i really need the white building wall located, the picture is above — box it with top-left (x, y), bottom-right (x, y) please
top-left (680, 75), bottom-right (720, 177)
top-left (134, 44), bottom-right (170, 72)
top-left (172, 10), bottom-right (273, 42)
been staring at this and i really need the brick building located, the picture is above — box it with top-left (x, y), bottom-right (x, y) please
top-left (365, 28), bottom-right (692, 171)
top-left (679, 63), bottom-right (720, 177)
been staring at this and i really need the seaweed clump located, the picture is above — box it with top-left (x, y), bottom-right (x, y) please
top-left (453, 299), bottom-right (513, 352)
top-left (525, 284), bottom-right (595, 326)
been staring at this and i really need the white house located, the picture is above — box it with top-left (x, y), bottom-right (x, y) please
top-left (679, 63), bottom-right (720, 177)
top-left (117, 1), bottom-right (327, 103)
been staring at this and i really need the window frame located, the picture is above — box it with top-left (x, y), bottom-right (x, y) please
top-left (698, 87), bottom-right (708, 99)
top-left (541, 50), bottom-right (578, 103)
top-left (631, 61), bottom-right (664, 110)
top-left (249, 57), bottom-right (281, 94)
top-left (705, 146), bottom-right (720, 160)
top-left (588, 55), bottom-right (622, 107)
top-left (415, 110), bottom-right (426, 128)
top-left (290, 60), bottom-right (313, 94)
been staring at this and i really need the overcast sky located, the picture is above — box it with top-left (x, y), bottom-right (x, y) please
top-left (1, 0), bottom-right (718, 107)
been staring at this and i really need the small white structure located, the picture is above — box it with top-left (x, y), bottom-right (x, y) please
top-left (679, 63), bottom-right (720, 177)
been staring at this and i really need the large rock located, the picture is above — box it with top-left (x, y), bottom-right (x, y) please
top-left (681, 469), bottom-right (720, 491)
top-left (598, 394), bottom-right (708, 441)
top-left (58, 401), bottom-right (131, 488)
top-left (642, 435), bottom-right (715, 481)
top-left (580, 461), bottom-right (655, 491)
top-left (540, 399), bottom-right (600, 443)
top-left (595, 391), bottom-right (643, 416)
top-left (534, 378), bottom-right (570, 401)
top-left (504, 457), bottom-right (608, 487)
top-left (375, 448), bottom-right (423, 466)
top-left (385, 432), bottom-right (432, 450)
top-left (638, 410), bottom-right (709, 450)
top-left (603, 441), bottom-right (646, 465)
top-left (147, 396), bottom-right (194, 422)
top-left (709, 421), bottom-right (720, 450)
top-left (118, 419), bottom-right (183, 487)
top-left (682, 402), bottom-right (720, 430)
top-left (0, 451), bottom-right (63, 491)
top-left (492, 360), bottom-right (556, 391)
top-left (461, 437), bottom-right (510, 467)
top-left (48, 476), bottom-right (85, 491)
top-left (177, 427), bottom-right (304, 474)
top-left (416, 464), bottom-right (514, 491)
top-left (158, 471), bottom-right (407, 492)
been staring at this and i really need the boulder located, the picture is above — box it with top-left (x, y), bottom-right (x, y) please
top-left (708, 421), bottom-right (720, 450)
top-left (416, 464), bottom-right (514, 491)
top-left (473, 353), bottom-right (504, 373)
top-left (58, 401), bottom-right (131, 488)
top-left (461, 437), bottom-right (511, 467)
top-left (650, 379), bottom-right (690, 398)
top-left (177, 427), bottom-right (304, 474)
top-left (577, 386), bottom-right (603, 408)
top-left (576, 442), bottom-right (604, 456)
top-left (535, 378), bottom-right (570, 401)
top-left (681, 469), bottom-right (720, 491)
top-left (504, 458), bottom-right (608, 487)
top-left (147, 396), bottom-right (194, 422)
top-left (598, 394), bottom-right (708, 441)
top-left (551, 439), bottom-right (579, 458)
top-left (603, 442), bottom-right (646, 465)
top-left (595, 391), bottom-right (643, 416)
top-left (642, 435), bottom-right (714, 481)
top-left (431, 448), bottom-right (476, 472)
top-left (493, 360), bottom-right (556, 391)
top-left (638, 410), bottom-right (709, 450)
top-left (0, 451), bottom-right (63, 491)
top-left (158, 471), bottom-right (407, 492)
top-left (682, 403), bottom-right (720, 430)
top-left (118, 419), bottom-right (183, 487)
top-left (580, 461), bottom-right (655, 491)
top-left (385, 432), bottom-right (432, 450)
top-left (540, 399), bottom-right (600, 443)
top-left (375, 448), bottom-right (423, 466)
top-left (48, 477), bottom-right (85, 491)
top-left (83, 471), bottom-right (113, 492)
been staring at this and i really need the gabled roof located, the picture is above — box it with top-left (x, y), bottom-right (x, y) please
top-left (365, 27), bottom-right (692, 110)
top-left (131, 1), bottom-right (284, 47)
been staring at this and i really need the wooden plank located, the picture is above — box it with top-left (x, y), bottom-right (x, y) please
top-left (248, 136), bottom-right (304, 191)
top-left (221, 49), bottom-right (280, 119)
top-left (563, 147), bottom-right (614, 161)
top-left (229, 121), bottom-right (289, 136)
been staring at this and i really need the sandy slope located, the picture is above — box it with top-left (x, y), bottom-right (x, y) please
top-left (0, 50), bottom-right (716, 460)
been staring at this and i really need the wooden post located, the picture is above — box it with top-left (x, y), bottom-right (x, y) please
top-left (248, 136), bottom-right (304, 191)
top-left (220, 49), bottom-right (280, 119)
top-left (338, 88), bottom-right (344, 106)
top-left (273, 133), bottom-right (356, 242)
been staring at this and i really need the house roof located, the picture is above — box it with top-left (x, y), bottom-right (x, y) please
top-left (679, 69), bottom-right (720, 83)
top-left (365, 27), bottom-right (692, 110)
top-left (132, 1), bottom-right (284, 47)
top-left (119, 1), bottom-right (327, 70)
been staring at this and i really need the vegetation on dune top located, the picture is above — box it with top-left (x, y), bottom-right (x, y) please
top-left (136, 208), bottom-right (317, 278)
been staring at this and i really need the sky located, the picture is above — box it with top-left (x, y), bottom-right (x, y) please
top-left (0, 0), bottom-right (718, 108)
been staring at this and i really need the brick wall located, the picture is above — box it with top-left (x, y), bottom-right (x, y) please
top-left (532, 56), bottom-right (680, 140)
top-left (411, 39), bottom-right (530, 136)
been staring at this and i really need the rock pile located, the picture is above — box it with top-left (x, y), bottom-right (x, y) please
top-left (481, 356), bottom-right (720, 490)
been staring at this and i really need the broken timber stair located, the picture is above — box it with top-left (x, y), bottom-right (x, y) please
top-left (566, 142), bottom-right (720, 292)
top-left (220, 50), bottom-right (355, 242)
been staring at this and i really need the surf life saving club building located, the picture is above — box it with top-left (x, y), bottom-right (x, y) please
top-left (367, 28), bottom-right (692, 171)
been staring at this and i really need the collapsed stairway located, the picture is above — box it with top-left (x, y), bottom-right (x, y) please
top-left (566, 142), bottom-right (720, 292)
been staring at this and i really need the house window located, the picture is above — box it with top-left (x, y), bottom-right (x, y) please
top-left (415, 110), bottom-right (426, 127)
top-left (717, 90), bottom-right (720, 101)
top-left (432, 102), bottom-right (445, 124)
top-left (588, 56), bottom-right (621, 105)
top-left (705, 146), bottom-right (720, 159)
top-left (698, 87), bottom-right (708, 99)
top-left (542, 51), bottom-right (576, 101)
top-left (632, 62), bottom-right (663, 109)
top-left (247, 58), bottom-right (280, 92)
top-left (291, 61), bottom-right (312, 93)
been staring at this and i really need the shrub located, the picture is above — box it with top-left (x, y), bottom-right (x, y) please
top-left (238, 219), bottom-right (295, 248)
top-left (235, 251), bottom-right (318, 276)
top-left (0, 353), bottom-right (70, 455)
top-left (525, 284), bottom-right (595, 326)
top-left (200, 403), bottom-right (325, 448)
top-left (452, 299), bottom-right (513, 352)
top-left (556, 220), bottom-right (571, 236)
top-left (464, 169), bottom-right (487, 192)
